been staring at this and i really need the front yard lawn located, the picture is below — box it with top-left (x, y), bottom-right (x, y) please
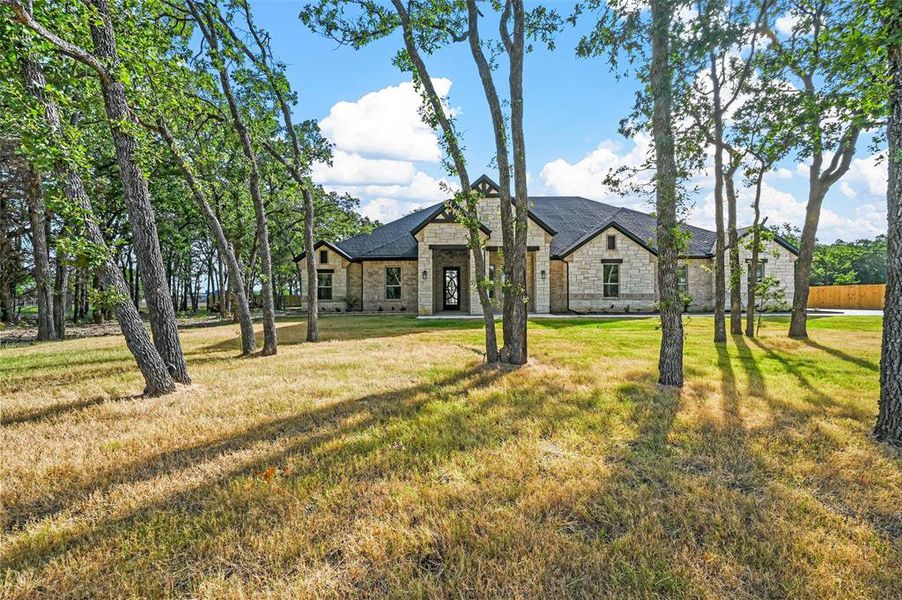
top-left (1, 315), bottom-right (899, 598)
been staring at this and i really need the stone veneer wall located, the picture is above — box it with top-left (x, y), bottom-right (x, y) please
top-left (431, 249), bottom-right (470, 313)
top-left (565, 227), bottom-right (657, 312)
top-left (725, 238), bottom-right (796, 309)
top-left (684, 258), bottom-right (714, 311)
top-left (549, 259), bottom-right (568, 312)
top-left (361, 260), bottom-right (418, 313)
top-left (295, 247), bottom-right (348, 312)
top-left (346, 262), bottom-right (363, 311)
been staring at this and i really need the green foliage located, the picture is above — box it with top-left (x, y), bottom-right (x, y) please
top-left (811, 236), bottom-right (887, 285)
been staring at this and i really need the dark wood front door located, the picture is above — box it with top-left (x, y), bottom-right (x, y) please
top-left (443, 267), bottom-right (460, 310)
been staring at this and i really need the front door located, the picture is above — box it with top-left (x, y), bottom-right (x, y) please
top-left (443, 267), bottom-right (460, 310)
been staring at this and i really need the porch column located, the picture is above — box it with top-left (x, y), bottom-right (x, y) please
top-left (469, 249), bottom-right (481, 315)
top-left (535, 245), bottom-right (551, 313)
top-left (418, 242), bottom-right (433, 315)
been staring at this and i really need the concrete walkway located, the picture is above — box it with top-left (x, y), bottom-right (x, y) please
top-left (417, 309), bottom-right (883, 320)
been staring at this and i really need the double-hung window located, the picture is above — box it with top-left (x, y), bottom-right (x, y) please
top-left (748, 261), bottom-right (765, 284)
top-left (385, 267), bottom-right (402, 300)
top-left (677, 265), bottom-right (688, 294)
top-left (603, 263), bottom-right (620, 298)
top-left (317, 271), bottom-right (333, 300)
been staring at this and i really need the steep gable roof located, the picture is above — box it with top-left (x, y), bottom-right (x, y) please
top-left (332, 202), bottom-right (442, 260)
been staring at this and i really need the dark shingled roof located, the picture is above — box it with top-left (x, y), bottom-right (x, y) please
top-left (333, 202), bottom-right (443, 260)
top-left (309, 194), bottom-right (789, 262)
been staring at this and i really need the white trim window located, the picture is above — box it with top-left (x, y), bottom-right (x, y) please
top-left (677, 265), bottom-right (688, 294)
top-left (603, 263), bottom-right (620, 298)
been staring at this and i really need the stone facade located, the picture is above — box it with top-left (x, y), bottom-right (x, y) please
top-left (361, 260), bottom-right (418, 313)
top-left (684, 258), bottom-right (714, 311)
top-left (413, 205), bottom-right (553, 315)
top-left (565, 227), bottom-right (658, 312)
top-left (296, 195), bottom-right (797, 316)
top-left (725, 237), bottom-right (796, 309)
top-left (297, 246), bottom-right (350, 312)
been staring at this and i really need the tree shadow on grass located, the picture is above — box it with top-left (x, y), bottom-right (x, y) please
top-left (799, 338), bottom-right (879, 372)
top-left (2, 363), bottom-right (603, 590)
top-left (1, 363), bottom-right (509, 537)
top-left (0, 393), bottom-right (141, 427)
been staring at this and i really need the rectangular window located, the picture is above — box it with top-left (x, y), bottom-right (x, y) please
top-left (607, 234), bottom-right (616, 250)
top-left (488, 264), bottom-right (496, 299)
top-left (677, 265), bottom-right (688, 294)
top-left (603, 264), bottom-right (619, 298)
top-left (748, 261), bottom-right (765, 284)
top-left (385, 267), bottom-right (401, 300)
top-left (319, 250), bottom-right (328, 264)
top-left (317, 271), bottom-right (333, 300)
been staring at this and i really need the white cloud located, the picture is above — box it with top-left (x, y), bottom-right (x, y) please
top-left (775, 13), bottom-right (799, 36)
top-left (539, 133), bottom-right (653, 211)
top-left (313, 80), bottom-right (459, 222)
top-left (318, 79), bottom-right (453, 162)
top-left (541, 136), bottom-right (886, 243)
top-left (312, 150), bottom-right (416, 186)
top-left (844, 153), bottom-right (887, 197)
top-left (840, 181), bottom-right (857, 199)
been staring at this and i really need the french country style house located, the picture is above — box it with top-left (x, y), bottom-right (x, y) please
top-left (295, 176), bottom-right (799, 315)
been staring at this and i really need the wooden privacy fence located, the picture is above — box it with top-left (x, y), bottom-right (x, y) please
top-left (808, 284), bottom-right (886, 310)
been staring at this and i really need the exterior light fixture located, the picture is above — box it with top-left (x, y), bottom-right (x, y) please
top-left (541, 269), bottom-right (546, 281)
top-left (422, 269), bottom-right (428, 280)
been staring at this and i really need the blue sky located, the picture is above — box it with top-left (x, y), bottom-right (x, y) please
top-left (251, 1), bottom-right (887, 242)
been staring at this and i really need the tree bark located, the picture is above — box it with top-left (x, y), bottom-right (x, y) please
top-left (746, 171), bottom-right (766, 337)
top-left (85, 0), bottom-right (190, 381)
top-left (876, 20), bottom-right (902, 445)
top-left (467, 0), bottom-right (524, 365)
top-left (650, 0), bottom-right (684, 387)
top-left (390, 0), bottom-right (498, 363)
top-left (23, 159), bottom-right (55, 340)
top-left (725, 164), bottom-right (743, 335)
top-left (53, 253), bottom-right (68, 339)
top-left (304, 188), bottom-right (319, 341)
top-left (708, 50), bottom-right (727, 343)
top-left (789, 184), bottom-right (826, 338)
top-left (188, 0), bottom-right (277, 355)
top-left (157, 120), bottom-right (256, 355)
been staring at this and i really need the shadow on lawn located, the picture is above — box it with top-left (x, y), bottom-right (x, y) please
top-left (1, 363), bottom-right (519, 551)
top-left (4, 334), bottom-right (897, 596)
top-left (198, 317), bottom-right (484, 355)
top-left (0, 394), bottom-right (141, 427)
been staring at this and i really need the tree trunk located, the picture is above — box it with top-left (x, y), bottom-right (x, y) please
top-left (86, 0), bottom-right (190, 382)
top-left (746, 172), bottom-right (766, 338)
top-left (23, 159), bottom-right (55, 340)
top-left (876, 24), bottom-right (902, 445)
top-left (505, 0), bottom-right (529, 366)
top-left (789, 184), bottom-right (826, 338)
top-left (725, 169), bottom-right (742, 335)
top-left (650, 0), bottom-right (684, 387)
top-left (187, 0), bottom-right (277, 355)
top-left (53, 254), bottom-right (68, 339)
top-left (304, 188), bottom-right (319, 341)
top-left (466, 0), bottom-right (523, 365)
top-left (389, 0), bottom-right (498, 363)
top-left (708, 51), bottom-right (727, 344)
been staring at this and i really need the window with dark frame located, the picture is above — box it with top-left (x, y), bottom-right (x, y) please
top-left (319, 250), bottom-right (328, 264)
top-left (603, 263), bottom-right (620, 298)
top-left (607, 234), bottom-right (616, 250)
top-left (385, 267), bottom-right (402, 300)
top-left (677, 265), bottom-right (688, 294)
top-left (317, 271), bottom-right (333, 300)
top-left (748, 261), bottom-right (765, 284)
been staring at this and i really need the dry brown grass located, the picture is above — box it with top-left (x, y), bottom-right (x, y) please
top-left (1, 315), bottom-right (899, 598)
